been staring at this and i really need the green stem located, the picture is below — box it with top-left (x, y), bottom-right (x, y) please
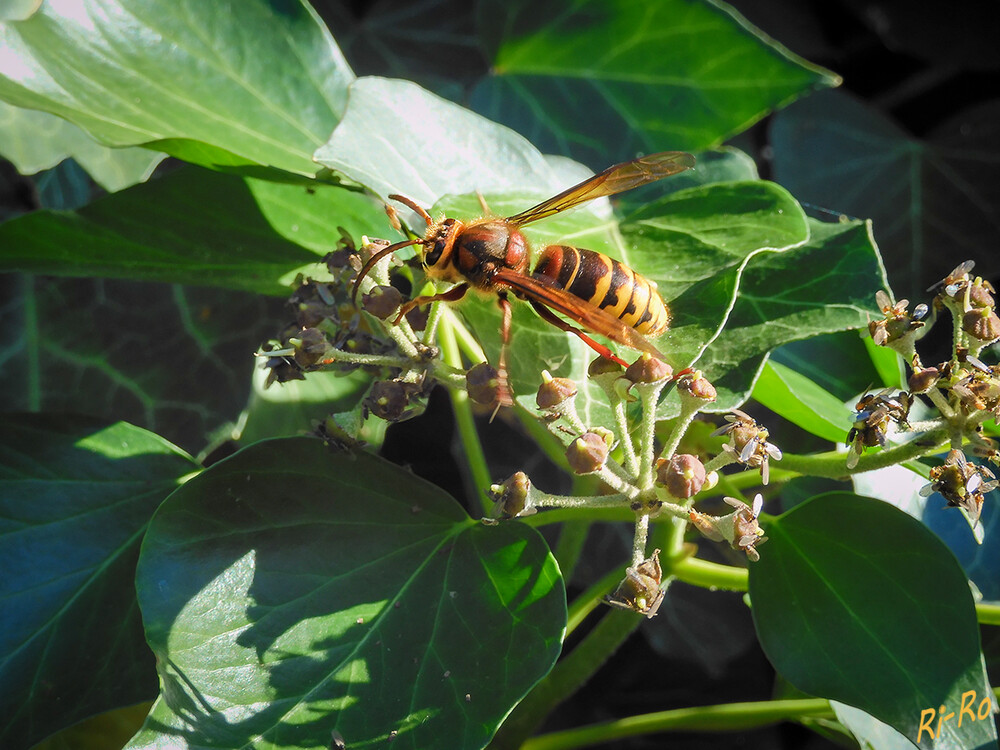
top-left (977, 601), bottom-right (1000, 625)
top-left (437, 316), bottom-right (492, 514)
top-left (778, 429), bottom-right (949, 478)
top-left (488, 608), bottom-right (646, 750)
top-left (672, 555), bottom-right (748, 591)
top-left (520, 698), bottom-right (835, 750)
top-left (566, 565), bottom-right (625, 636)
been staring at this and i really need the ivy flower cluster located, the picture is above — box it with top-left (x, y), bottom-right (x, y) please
top-left (860, 261), bottom-right (1000, 530)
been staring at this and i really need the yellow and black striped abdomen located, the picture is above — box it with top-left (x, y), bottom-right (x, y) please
top-left (533, 245), bottom-right (670, 335)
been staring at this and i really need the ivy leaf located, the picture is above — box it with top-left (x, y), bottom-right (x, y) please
top-left (0, 415), bottom-right (196, 750)
top-left (0, 165), bottom-right (386, 294)
top-left (130, 438), bottom-right (566, 750)
top-left (689, 219), bottom-right (885, 412)
top-left (470, 0), bottom-right (839, 166)
top-left (750, 493), bottom-right (997, 750)
top-left (315, 76), bottom-right (562, 209)
top-left (0, 0), bottom-right (353, 176)
top-left (771, 90), bottom-right (1000, 297)
top-left (0, 100), bottom-right (164, 192)
top-left (0, 275), bottom-right (283, 454)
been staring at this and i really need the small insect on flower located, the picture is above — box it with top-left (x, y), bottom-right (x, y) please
top-left (713, 410), bottom-right (782, 484)
top-left (931, 260), bottom-right (977, 299)
top-left (868, 290), bottom-right (927, 347)
top-left (728, 495), bottom-right (767, 563)
top-left (605, 549), bottom-right (664, 618)
top-left (921, 449), bottom-right (998, 527)
top-left (846, 389), bottom-right (912, 469)
top-left (950, 361), bottom-right (1000, 416)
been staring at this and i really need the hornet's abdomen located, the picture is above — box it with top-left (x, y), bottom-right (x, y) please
top-left (533, 245), bottom-right (670, 335)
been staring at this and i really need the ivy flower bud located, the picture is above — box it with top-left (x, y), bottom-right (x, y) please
top-left (625, 353), bottom-right (672, 385)
top-left (290, 327), bottom-right (331, 368)
top-left (466, 363), bottom-right (502, 405)
top-left (361, 284), bottom-right (403, 319)
top-left (536, 373), bottom-right (578, 409)
top-left (907, 366), bottom-right (940, 394)
top-left (963, 307), bottom-right (1000, 344)
top-left (676, 371), bottom-right (717, 402)
top-left (490, 472), bottom-right (535, 520)
top-left (566, 432), bottom-right (611, 474)
top-left (656, 454), bottom-right (706, 499)
top-left (366, 380), bottom-right (413, 422)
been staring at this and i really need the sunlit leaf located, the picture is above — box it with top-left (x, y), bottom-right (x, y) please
top-left (130, 438), bottom-right (566, 750)
top-left (0, 100), bottom-right (164, 191)
top-left (0, 0), bottom-right (353, 175)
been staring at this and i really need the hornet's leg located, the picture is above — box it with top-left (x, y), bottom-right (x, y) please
top-left (528, 301), bottom-right (630, 368)
top-left (493, 292), bottom-right (515, 415)
top-left (393, 283), bottom-right (469, 324)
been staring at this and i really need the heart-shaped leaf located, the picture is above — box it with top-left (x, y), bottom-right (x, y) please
top-left (750, 492), bottom-right (996, 749)
top-left (130, 438), bottom-right (566, 750)
top-left (0, 414), bottom-right (196, 750)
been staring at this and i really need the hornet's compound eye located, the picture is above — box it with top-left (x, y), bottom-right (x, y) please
top-left (426, 219), bottom-right (457, 266)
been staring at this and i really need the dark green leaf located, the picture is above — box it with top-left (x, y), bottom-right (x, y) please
top-left (130, 438), bottom-right (566, 750)
top-left (0, 274), bottom-right (284, 454)
top-left (0, 100), bottom-right (164, 191)
top-left (0, 0), bottom-right (353, 176)
top-left (771, 90), bottom-right (1000, 298)
top-left (750, 493), bottom-right (996, 749)
top-left (470, 0), bottom-right (838, 166)
top-left (752, 360), bottom-right (852, 443)
top-left (0, 414), bottom-right (196, 750)
top-left (0, 166), bottom-right (386, 294)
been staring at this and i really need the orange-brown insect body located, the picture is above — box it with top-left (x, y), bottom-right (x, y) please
top-left (352, 151), bottom-right (696, 408)
top-left (424, 218), bottom-right (530, 288)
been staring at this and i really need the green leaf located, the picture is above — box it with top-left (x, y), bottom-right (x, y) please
top-left (0, 275), bottom-right (285, 453)
top-left (130, 438), bottom-right (566, 750)
top-left (0, 0), bottom-right (353, 176)
top-left (0, 166), bottom-right (386, 294)
top-left (750, 493), bottom-right (996, 750)
top-left (470, 0), bottom-right (839, 166)
top-left (752, 360), bottom-right (853, 443)
top-left (0, 414), bottom-right (196, 750)
top-left (690, 218), bottom-right (886, 412)
top-left (0, 100), bottom-right (164, 191)
top-left (315, 76), bottom-right (561, 208)
top-left (771, 90), bottom-right (1000, 297)
top-left (773, 331), bottom-right (889, 403)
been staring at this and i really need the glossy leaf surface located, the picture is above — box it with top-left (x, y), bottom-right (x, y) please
top-left (0, 0), bottom-right (353, 176)
top-left (750, 493), bottom-right (996, 749)
top-left (0, 415), bottom-right (196, 750)
top-left (471, 0), bottom-right (838, 166)
top-left (130, 438), bottom-right (566, 750)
